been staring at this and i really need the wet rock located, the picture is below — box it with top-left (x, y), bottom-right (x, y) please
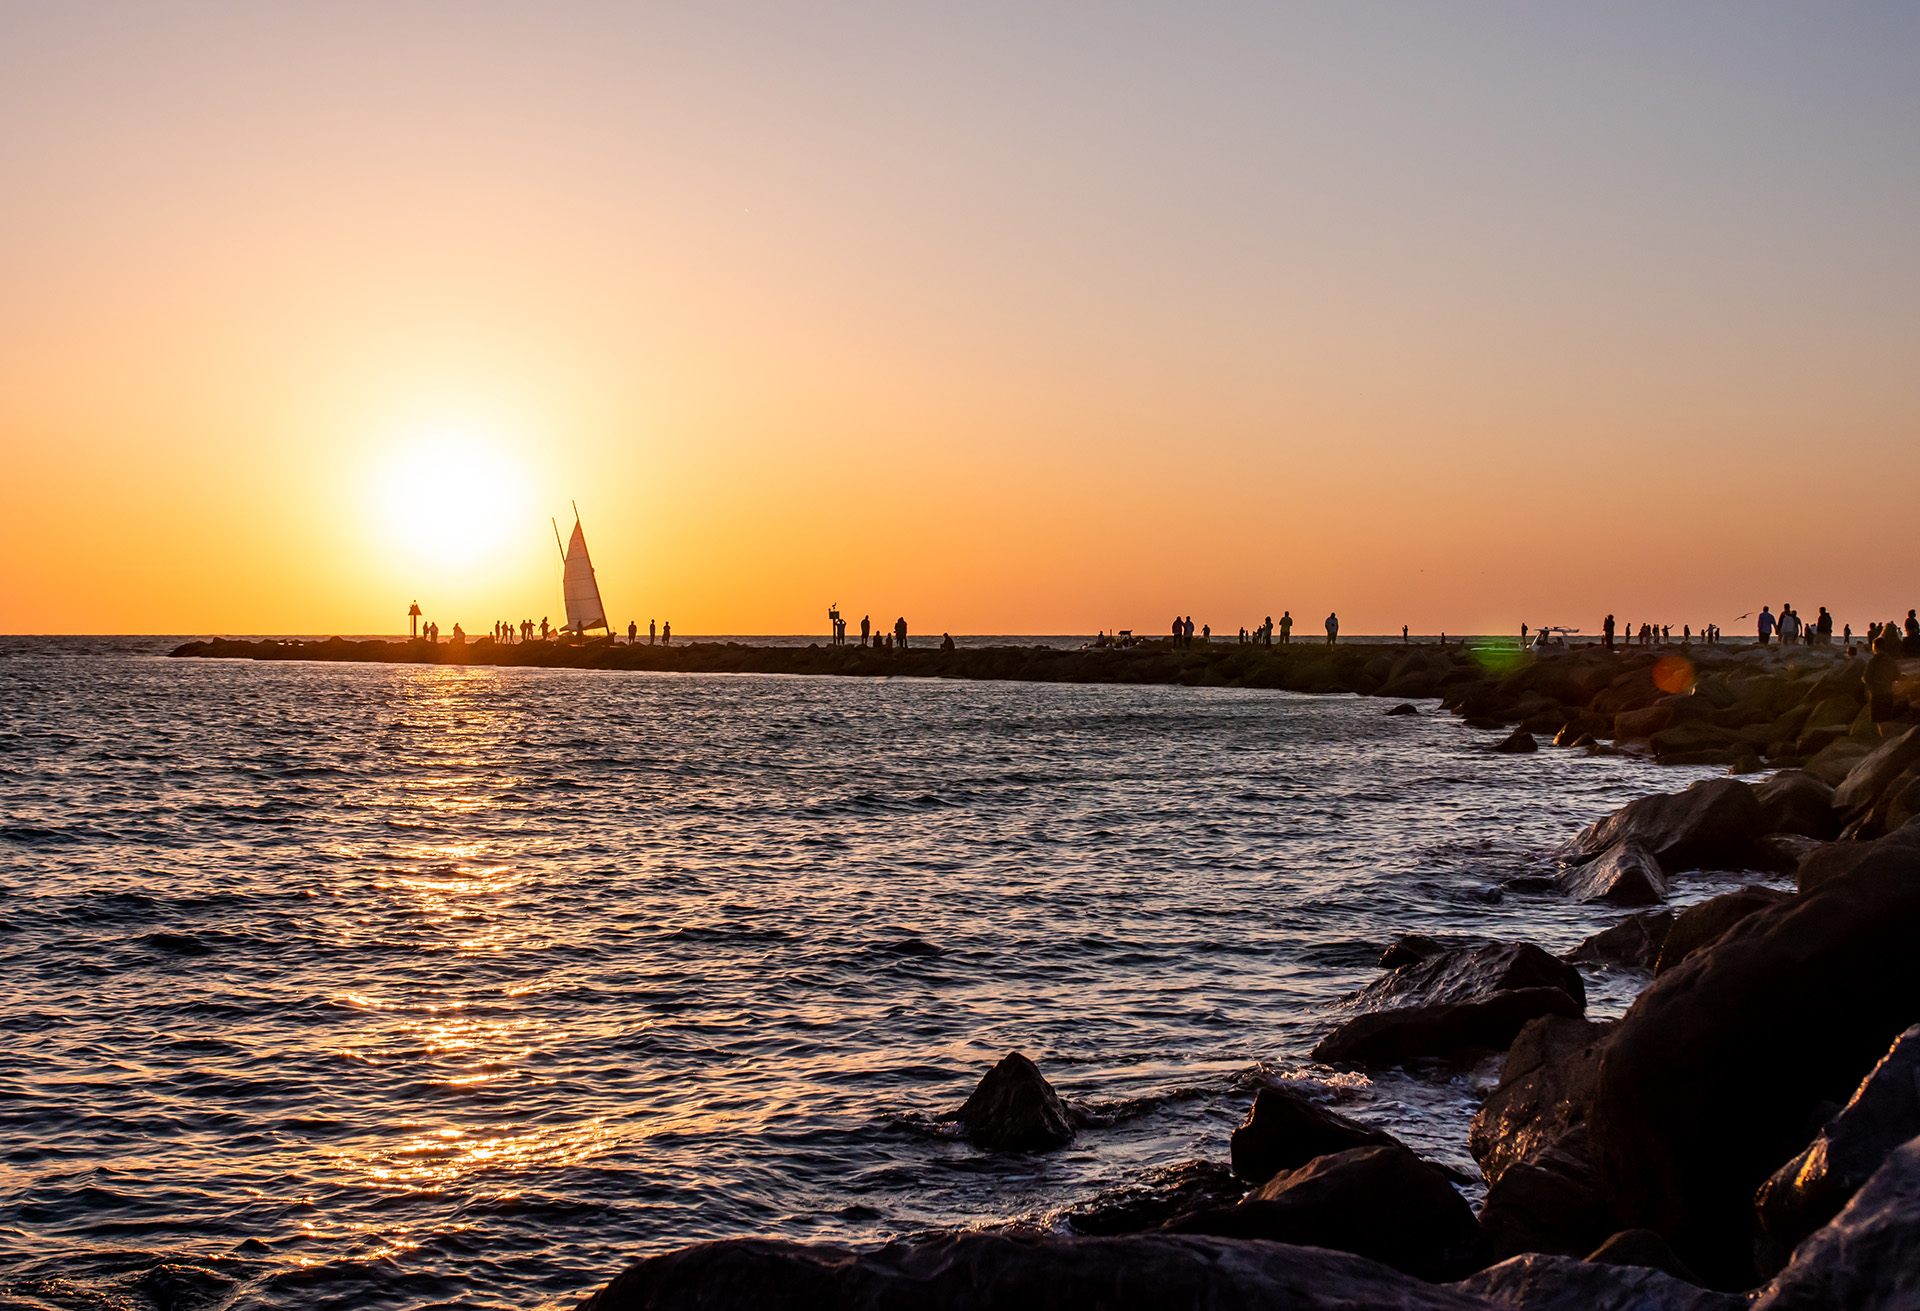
top-left (581, 1232), bottom-right (1493, 1311)
top-left (1832, 724), bottom-right (1920, 820)
top-left (1754, 1024), bottom-right (1920, 1275)
top-left (1653, 886), bottom-right (1790, 976)
top-left (1346, 942), bottom-right (1586, 1014)
top-left (1312, 989), bottom-right (1585, 1065)
top-left (1229, 1085), bottom-right (1403, 1184)
top-left (940, 1051), bottom-right (1076, 1151)
top-left (1614, 704), bottom-right (1675, 741)
top-left (1586, 833), bottom-right (1920, 1288)
top-left (1752, 832), bottom-right (1823, 873)
top-left (1470, 1016), bottom-right (1616, 1188)
top-left (1494, 729), bottom-right (1539, 754)
top-left (1754, 770), bottom-right (1840, 840)
top-left (1477, 1135), bottom-right (1617, 1261)
top-left (1314, 943), bottom-right (1587, 1063)
top-left (1585, 1228), bottom-right (1700, 1284)
top-left (1563, 910), bottom-right (1672, 971)
top-left (1379, 933), bottom-right (1447, 968)
top-left (1554, 842), bottom-right (1667, 907)
top-left (1454, 1252), bottom-right (1745, 1311)
top-left (1560, 778), bottom-right (1765, 873)
top-left (1055, 1160), bottom-right (1247, 1236)
top-left (1165, 1145), bottom-right (1484, 1281)
top-left (1791, 818), bottom-right (1920, 893)
top-left (1386, 703), bottom-right (1420, 716)
top-left (1751, 1135), bottom-right (1920, 1311)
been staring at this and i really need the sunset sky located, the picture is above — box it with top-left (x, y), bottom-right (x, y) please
top-left (3, 2), bottom-right (1915, 636)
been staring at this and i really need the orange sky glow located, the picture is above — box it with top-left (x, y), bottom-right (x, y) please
top-left (3, 3), bottom-right (1915, 637)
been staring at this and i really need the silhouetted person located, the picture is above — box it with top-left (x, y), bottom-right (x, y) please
top-left (941, 632), bottom-right (955, 651)
top-left (1280, 612), bottom-right (1293, 644)
top-left (662, 620), bottom-right (671, 645)
top-left (861, 615), bottom-right (871, 648)
top-left (649, 619), bottom-right (656, 645)
top-left (1171, 615), bottom-right (1183, 648)
top-left (1402, 624), bottom-right (1409, 643)
top-left (628, 620), bottom-right (637, 645)
top-left (1520, 622), bottom-right (1528, 648)
top-left (1817, 607), bottom-right (1833, 644)
top-left (452, 622), bottom-right (465, 644)
top-left (1201, 622), bottom-right (1209, 643)
top-left (894, 616), bottom-right (907, 650)
top-left (1756, 607), bottom-right (1774, 644)
top-left (541, 617), bottom-right (551, 641)
top-left (1324, 612), bottom-right (1338, 646)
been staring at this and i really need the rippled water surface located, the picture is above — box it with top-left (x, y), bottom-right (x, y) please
top-left (0, 638), bottom-right (1738, 1310)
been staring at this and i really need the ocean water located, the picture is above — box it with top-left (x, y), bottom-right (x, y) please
top-left (0, 637), bottom-right (1757, 1310)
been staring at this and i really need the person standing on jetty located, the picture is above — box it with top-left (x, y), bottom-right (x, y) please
top-left (1757, 606), bottom-right (1775, 644)
top-left (662, 621), bottom-right (671, 645)
top-left (860, 615), bottom-right (871, 648)
top-left (1280, 611), bottom-right (1293, 644)
top-left (1603, 614), bottom-right (1615, 650)
top-left (628, 620), bottom-right (637, 645)
top-left (1324, 612), bottom-right (1339, 646)
top-left (894, 616), bottom-right (908, 650)
top-left (649, 619), bottom-right (656, 645)
top-left (1170, 615), bottom-right (1183, 648)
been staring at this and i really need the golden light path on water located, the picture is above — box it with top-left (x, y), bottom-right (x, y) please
top-left (0, 639), bottom-right (1772, 1309)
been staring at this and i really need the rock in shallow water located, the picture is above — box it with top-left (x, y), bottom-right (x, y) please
top-left (1164, 1144), bottom-right (1485, 1281)
top-left (939, 1051), bottom-right (1076, 1151)
top-left (1652, 885), bottom-right (1789, 976)
top-left (1563, 910), bottom-right (1672, 971)
top-left (1470, 1015), bottom-right (1616, 1188)
top-left (1560, 778), bottom-right (1765, 872)
top-left (1313, 943), bottom-right (1587, 1064)
top-left (1229, 1085), bottom-right (1405, 1183)
top-left (1554, 841), bottom-right (1667, 907)
top-left (579, 1232), bottom-right (1493, 1310)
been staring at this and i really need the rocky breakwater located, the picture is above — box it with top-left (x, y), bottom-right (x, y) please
top-left (577, 715), bottom-right (1920, 1309)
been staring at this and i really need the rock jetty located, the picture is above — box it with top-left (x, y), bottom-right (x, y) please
top-left (561, 637), bottom-right (1920, 1308)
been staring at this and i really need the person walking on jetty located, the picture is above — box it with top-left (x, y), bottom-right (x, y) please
top-left (1757, 607), bottom-right (1775, 644)
top-left (1324, 612), bottom-right (1339, 646)
top-left (894, 616), bottom-right (908, 651)
top-left (1280, 612), bottom-right (1293, 644)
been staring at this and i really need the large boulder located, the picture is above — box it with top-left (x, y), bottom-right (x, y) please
top-left (1454, 1253), bottom-right (1746, 1311)
top-left (1750, 1135), bottom-right (1920, 1311)
top-left (1164, 1145), bottom-right (1484, 1281)
top-left (1754, 1024), bottom-right (1920, 1274)
top-left (1313, 942), bottom-right (1586, 1064)
top-left (1229, 1085), bottom-right (1403, 1183)
top-left (1832, 725), bottom-right (1920, 820)
top-left (939, 1052), bottom-right (1076, 1151)
top-left (1586, 837), bottom-right (1920, 1288)
top-left (1560, 779), bottom-right (1765, 873)
top-left (1797, 817), bottom-right (1920, 893)
top-left (1477, 1134), bottom-right (1617, 1261)
top-left (1345, 942), bottom-right (1586, 1013)
top-left (582, 1232), bottom-right (1499, 1311)
top-left (1563, 910), bottom-right (1672, 972)
top-left (1652, 886), bottom-right (1790, 976)
top-left (1555, 842), bottom-right (1667, 907)
top-left (1753, 770), bottom-right (1839, 840)
top-left (1471, 1016), bottom-right (1616, 1187)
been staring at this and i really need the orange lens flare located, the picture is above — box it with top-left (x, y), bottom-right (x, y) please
top-left (1652, 656), bottom-right (1696, 695)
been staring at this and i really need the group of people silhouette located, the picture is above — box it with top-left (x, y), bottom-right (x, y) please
top-left (827, 607), bottom-right (910, 650)
top-left (1234, 612), bottom-right (1338, 646)
top-left (625, 619), bottom-right (668, 645)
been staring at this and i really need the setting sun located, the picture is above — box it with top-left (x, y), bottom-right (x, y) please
top-left (371, 425), bottom-right (528, 576)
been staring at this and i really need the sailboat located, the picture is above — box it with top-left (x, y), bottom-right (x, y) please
top-left (553, 503), bottom-right (612, 638)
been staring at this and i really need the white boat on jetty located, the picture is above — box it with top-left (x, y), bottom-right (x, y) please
top-left (554, 504), bottom-right (612, 638)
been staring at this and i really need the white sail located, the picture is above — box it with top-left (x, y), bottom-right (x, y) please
top-left (561, 517), bottom-right (608, 633)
